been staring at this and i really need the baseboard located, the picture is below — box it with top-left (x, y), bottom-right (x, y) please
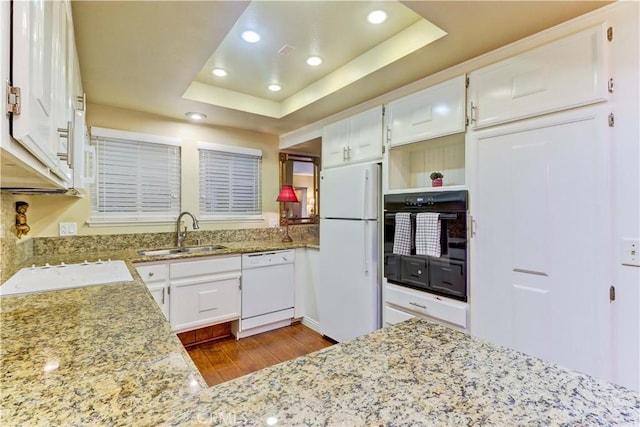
top-left (301, 317), bottom-right (321, 334)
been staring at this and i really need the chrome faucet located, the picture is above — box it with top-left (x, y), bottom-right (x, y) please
top-left (176, 211), bottom-right (199, 248)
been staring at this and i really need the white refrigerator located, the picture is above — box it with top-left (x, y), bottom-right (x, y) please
top-left (318, 162), bottom-right (380, 342)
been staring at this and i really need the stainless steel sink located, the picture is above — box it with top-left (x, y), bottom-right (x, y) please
top-left (180, 245), bottom-right (226, 253)
top-left (137, 245), bottom-right (226, 257)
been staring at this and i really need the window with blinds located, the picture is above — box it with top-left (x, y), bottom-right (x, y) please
top-left (198, 142), bottom-right (262, 219)
top-left (90, 127), bottom-right (181, 223)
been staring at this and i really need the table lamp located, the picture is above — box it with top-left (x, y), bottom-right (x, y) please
top-left (276, 184), bottom-right (299, 242)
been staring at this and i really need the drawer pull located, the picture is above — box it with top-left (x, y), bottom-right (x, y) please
top-left (409, 302), bottom-right (427, 310)
top-left (148, 272), bottom-right (154, 277)
top-left (441, 267), bottom-right (452, 272)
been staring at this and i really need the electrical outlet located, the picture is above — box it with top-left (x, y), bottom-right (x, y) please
top-left (59, 222), bottom-right (77, 236)
top-left (621, 238), bottom-right (640, 267)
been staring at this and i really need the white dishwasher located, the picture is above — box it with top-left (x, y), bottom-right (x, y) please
top-left (233, 249), bottom-right (295, 338)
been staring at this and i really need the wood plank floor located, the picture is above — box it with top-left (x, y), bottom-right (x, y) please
top-left (186, 323), bottom-right (334, 387)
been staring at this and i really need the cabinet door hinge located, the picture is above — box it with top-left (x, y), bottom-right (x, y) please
top-left (607, 26), bottom-right (613, 42)
top-left (465, 76), bottom-right (470, 88)
top-left (6, 82), bottom-right (21, 115)
top-left (382, 105), bottom-right (386, 116)
top-left (382, 145), bottom-right (386, 154)
top-left (608, 113), bottom-right (615, 127)
top-left (608, 78), bottom-right (614, 93)
top-left (609, 285), bottom-right (615, 302)
top-left (465, 116), bottom-right (470, 126)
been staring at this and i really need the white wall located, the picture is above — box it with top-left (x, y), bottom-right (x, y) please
top-left (19, 104), bottom-right (281, 237)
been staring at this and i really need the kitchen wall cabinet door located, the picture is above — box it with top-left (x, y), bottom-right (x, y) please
top-left (349, 106), bottom-right (384, 163)
top-left (468, 105), bottom-right (612, 381)
top-left (322, 119), bottom-right (349, 169)
top-left (386, 75), bottom-right (466, 147)
top-left (321, 106), bottom-right (383, 169)
top-left (468, 24), bottom-right (608, 129)
top-left (10, 0), bottom-right (72, 185)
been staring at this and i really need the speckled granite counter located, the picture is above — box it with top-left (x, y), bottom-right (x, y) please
top-left (1, 240), bottom-right (639, 425)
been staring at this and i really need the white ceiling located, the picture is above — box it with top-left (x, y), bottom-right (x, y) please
top-left (71, 1), bottom-right (611, 137)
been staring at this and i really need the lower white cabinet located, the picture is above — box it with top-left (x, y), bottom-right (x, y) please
top-left (383, 281), bottom-right (468, 332)
top-left (135, 254), bottom-right (241, 333)
top-left (294, 248), bottom-right (321, 332)
top-left (135, 262), bottom-right (169, 320)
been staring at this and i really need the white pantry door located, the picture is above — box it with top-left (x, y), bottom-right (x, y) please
top-left (469, 105), bottom-right (612, 380)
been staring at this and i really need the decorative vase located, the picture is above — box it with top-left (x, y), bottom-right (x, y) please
top-left (432, 178), bottom-right (443, 187)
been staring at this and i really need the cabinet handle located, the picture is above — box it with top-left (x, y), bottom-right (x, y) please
top-left (470, 102), bottom-right (477, 124)
top-left (347, 146), bottom-right (352, 160)
top-left (343, 146), bottom-right (348, 161)
top-left (161, 287), bottom-right (165, 305)
top-left (409, 302), bottom-right (427, 310)
top-left (56, 120), bottom-right (73, 167)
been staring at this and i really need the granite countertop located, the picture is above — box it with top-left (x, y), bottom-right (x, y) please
top-left (1, 239), bottom-right (639, 425)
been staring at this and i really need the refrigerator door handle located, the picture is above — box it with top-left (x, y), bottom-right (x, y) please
top-left (363, 221), bottom-right (369, 275)
top-left (362, 168), bottom-right (369, 217)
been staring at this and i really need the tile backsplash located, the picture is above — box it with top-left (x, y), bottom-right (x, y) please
top-left (31, 224), bottom-right (318, 256)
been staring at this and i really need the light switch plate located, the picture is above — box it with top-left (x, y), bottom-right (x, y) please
top-left (59, 222), bottom-right (77, 236)
top-left (621, 238), bottom-right (640, 266)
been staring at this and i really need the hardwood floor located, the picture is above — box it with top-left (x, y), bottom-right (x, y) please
top-left (186, 323), bottom-right (334, 387)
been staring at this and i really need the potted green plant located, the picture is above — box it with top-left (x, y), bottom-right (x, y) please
top-left (430, 171), bottom-right (444, 187)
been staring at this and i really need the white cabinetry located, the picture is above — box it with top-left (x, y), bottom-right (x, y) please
top-left (322, 106), bottom-right (383, 169)
top-left (384, 281), bottom-right (468, 332)
top-left (294, 248), bottom-right (320, 332)
top-left (384, 76), bottom-right (467, 193)
top-left (468, 24), bottom-right (608, 129)
top-left (135, 255), bottom-right (241, 334)
top-left (2, 0), bottom-right (85, 189)
top-left (468, 106), bottom-right (611, 381)
top-left (386, 75), bottom-right (466, 147)
top-left (170, 255), bottom-right (241, 334)
top-left (135, 262), bottom-right (170, 320)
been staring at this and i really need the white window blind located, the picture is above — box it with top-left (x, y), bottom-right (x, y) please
top-left (198, 142), bottom-right (262, 219)
top-left (90, 128), bottom-right (181, 223)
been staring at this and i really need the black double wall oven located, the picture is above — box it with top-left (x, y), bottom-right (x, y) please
top-left (384, 190), bottom-right (468, 302)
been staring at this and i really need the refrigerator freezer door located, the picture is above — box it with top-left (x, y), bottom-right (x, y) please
top-left (320, 163), bottom-right (379, 220)
top-left (318, 218), bottom-right (380, 342)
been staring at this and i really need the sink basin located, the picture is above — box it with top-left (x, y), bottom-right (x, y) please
top-left (137, 245), bottom-right (226, 257)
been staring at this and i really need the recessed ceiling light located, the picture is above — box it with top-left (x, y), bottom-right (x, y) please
top-left (212, 68), bottom-right (227, 77)
top-left (306, 56), bottom-right (323, 67)
top-left (367, 10), bottom-right (387, 24)
top-left (241, 30), bottom-right (261, 43)
top-left (185, 112), bottom-right (207, 120)
top-left (268, 84), bottom-right (282, 92)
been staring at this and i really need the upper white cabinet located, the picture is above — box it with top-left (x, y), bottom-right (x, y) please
top-left (3, 0), bottom-right (84, 189)
top-left (322, 106), bottom-right (383, 169)
top-left (386, 75), bottom-right (466, 147)
top-left (383, 75), bottom-right (467, 193)
top-left (468, 24), bottom-right (608, 129)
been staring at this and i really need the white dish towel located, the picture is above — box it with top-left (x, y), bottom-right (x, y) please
top-left (392, 212), bottom-right (412, 255)
top-left (416, 212), bottom-right (441, 257)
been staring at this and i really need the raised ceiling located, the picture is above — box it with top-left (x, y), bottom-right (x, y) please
top-left (71, 1), bottom-right (611, 136)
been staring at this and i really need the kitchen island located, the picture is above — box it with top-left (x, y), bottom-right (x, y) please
top-left (1, 244), bottom-right (639, 425)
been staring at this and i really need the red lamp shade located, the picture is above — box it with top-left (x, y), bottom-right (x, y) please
top-left (276, 185), bottom-right (299, 203)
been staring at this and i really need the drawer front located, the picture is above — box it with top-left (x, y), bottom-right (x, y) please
top-left (170, 255), bottom-right (241, 279)
top-left (429, 259), bottom-right (466, 299)
top-left (469, 24), bottom-right (607, 129)
top-left (384, 305), bottom-right (415, 326)
top-left (385, 283), bottom-right (468, 329)
top-left (135, 263), bottom-right (168, 284)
